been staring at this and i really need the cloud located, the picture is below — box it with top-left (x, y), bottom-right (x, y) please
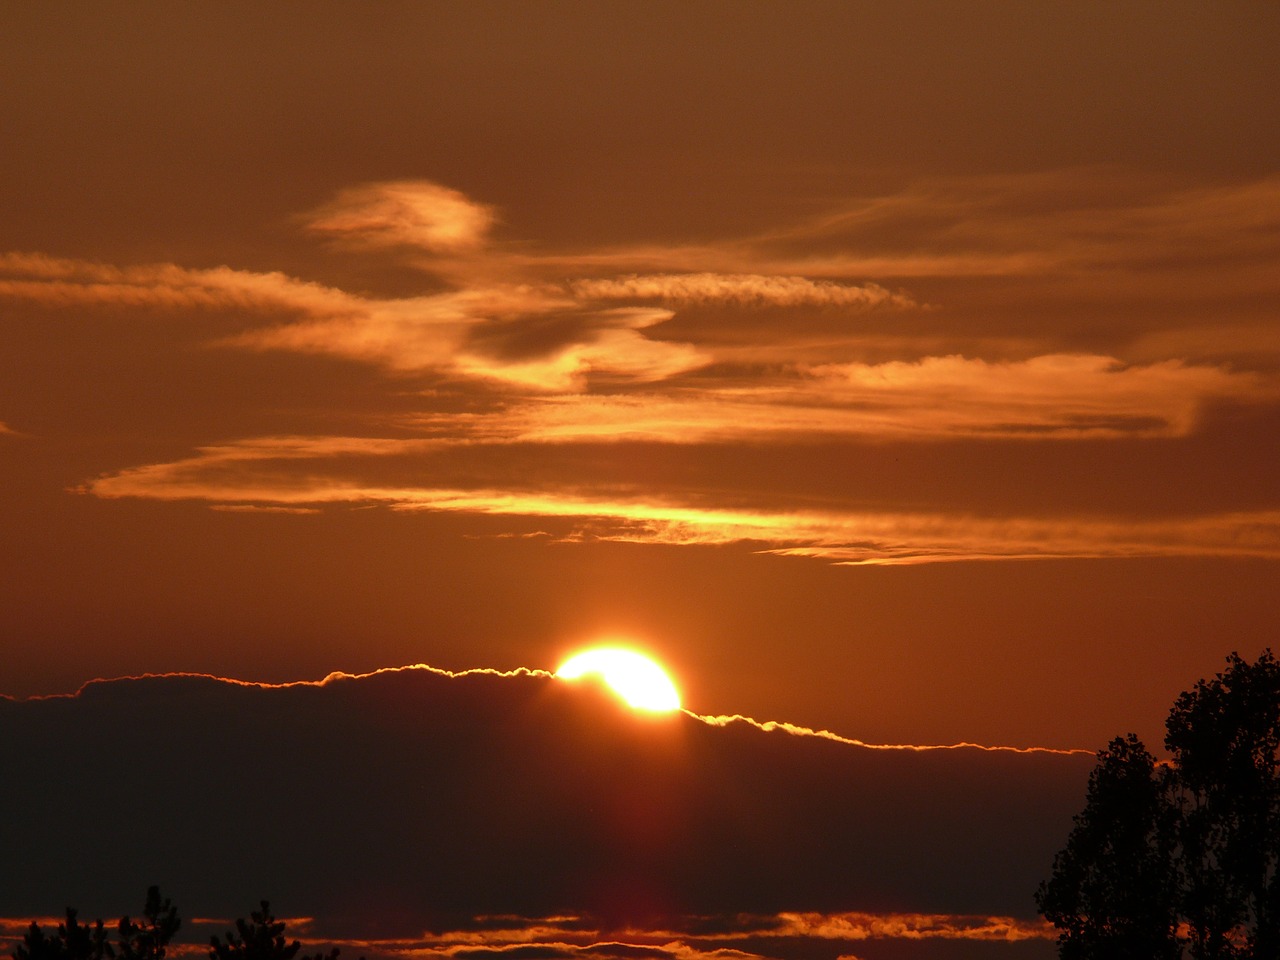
top-left (6, 176), bottom-right (1279, 571)
top-left (0, 666), bottom-right (1091, 950)
top-left (570, 275), bottom-right (916, 310)
top-left (0, 252), bottom-right (357, 315)
top-left (516, 171), bottom-right (1280, 305)
top-left (404, 354), bottom-right (1265, 444)
top-left (223, 287), bottom-right (705, 391)
top-left (0, 252), bottom-right (708, 392)
top-left (79, 443), bottom-right (1280, 564)
top-left (304, 181), bottom-right (497, 253)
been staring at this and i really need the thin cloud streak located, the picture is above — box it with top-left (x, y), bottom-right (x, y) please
top-left (81, 449), bottom-right (1280, 564)
top-left (570, 274), bottom-right (916, 309)
top-left (689, 712), bottom-right (1091, 756)
top-left (3, 663), bottom-right (555, 705)
top-left (517, 171), bottom-right (1280, 286)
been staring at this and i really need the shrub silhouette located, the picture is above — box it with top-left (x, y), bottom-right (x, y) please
top-left (1038, 650), bottom-right (1280, 959)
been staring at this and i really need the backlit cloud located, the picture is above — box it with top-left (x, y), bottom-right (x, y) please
top-left (5, 174), bottom-right (1280, 572)
top-left (0, 253), bottom-right (707, 392)
top-left (405, 354), bottom-right (1263, 444)
top-left (570, 274), bottom-right (916, 309)
top-left (0, 252), bottom-right (354, 315)
top-left (81, 443), bottom-right (1280, 564)
top-left (304, 180), bottom-right (497, 253)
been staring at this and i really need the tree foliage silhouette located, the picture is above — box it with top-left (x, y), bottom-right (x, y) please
top-left (12, 891), bottom-right (350, 960)
top-left (1038, 650), bottom-right (1280, 959)
top-left (1037, 735), bottom-right (1180, 959)
top-left (208, 902), bottom-right (348, 960)
top-left (12, 887), bottom-right (178, 960)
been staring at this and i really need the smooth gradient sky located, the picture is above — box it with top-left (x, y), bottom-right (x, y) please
top-left (2, 2), bottom-right (1278, 767)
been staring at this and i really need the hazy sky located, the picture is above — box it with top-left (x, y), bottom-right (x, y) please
top-left (2, 1), bottom-right (1278, 768)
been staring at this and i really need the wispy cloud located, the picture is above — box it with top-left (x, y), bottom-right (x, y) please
top-left (7, 175), bottom-right (1280, 567)
top-left (0, 252), bottom-right (354, 314)
top-left (80, 444), bottom-right (1280, 564)
top-left (405, 354), bottom-right (1264, 443)
top-left (570, 274), bottom-right (915, 309)
top-left (0, 252), bottom-right (708, 392)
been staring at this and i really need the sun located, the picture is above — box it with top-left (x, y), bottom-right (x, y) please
top-left (556, 646), bottom-right (682, 712)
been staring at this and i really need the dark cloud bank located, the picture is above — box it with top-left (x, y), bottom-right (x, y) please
top-left (1, 667), bottom-right (1090, 959)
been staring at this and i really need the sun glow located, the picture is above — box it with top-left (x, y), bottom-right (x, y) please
top-left (556, 647), bottom-right (682, 712)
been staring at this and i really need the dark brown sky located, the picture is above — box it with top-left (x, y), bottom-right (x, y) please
top-left (2, 1), bottom-right (1279, 758)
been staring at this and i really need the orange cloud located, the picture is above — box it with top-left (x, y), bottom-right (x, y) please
top-left (304, 180), bottom-right (497, 253)
top-left (0, 253), bottom-right (708, 391)
top-left (570, 274), bottom-right (916, 309)
top-left (754, 911), bottom-right (1053, 943)
top-left (405, 354), bottom-right (1265, 443)
top-left (173, 908), bottom-right (1052, 959)
top-left (79, 443), bottom-right (1280, 564)
top-left (517, 170), bottom-right (1280, 295)
top-left (0, 252), bottom-right (355, 315)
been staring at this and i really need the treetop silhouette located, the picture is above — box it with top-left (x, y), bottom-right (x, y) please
top-left (12, 891), bottom-right (352, 960)
top-left (13, 887), bottom-right (177, 960)
top-left (1039, 650), bottom-right (1280, 959)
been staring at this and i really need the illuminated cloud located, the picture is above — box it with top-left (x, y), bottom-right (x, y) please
top-left (0, 252), bottom-right (356, 315)
top-left (406, 354), bottom-right (1264, 444)
top-left (519, 171), bottom-right (1280, 293)
top-left (304, 180), bottom-right (497, 253)
top-left (0, 253), bottom-right (707, 391)
top-left (570, 274), bottom-right (915, 309)
top-left (81, 441), bottom-right (1280, 564)
top-left (0, 908), bottom-right (1056, 960)
top-left (6, 176), bottom-right (1280, 573)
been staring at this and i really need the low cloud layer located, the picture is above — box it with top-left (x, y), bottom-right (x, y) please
top-left (0, 666), bottom-right (1089, 960)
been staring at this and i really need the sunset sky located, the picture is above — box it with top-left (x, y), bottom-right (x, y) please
top-left (2, 4), bottom-right (1279, 958)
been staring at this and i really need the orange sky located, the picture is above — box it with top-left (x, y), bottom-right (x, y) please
top-left (2, 2), bottom-right (1279, 762)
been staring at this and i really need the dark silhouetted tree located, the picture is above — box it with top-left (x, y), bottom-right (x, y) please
top-left (117, 887), bottom-right (180, 960)
top-left (13, 892), bottom-right (350, 960)
top-left (13, 912), bottom-right (112, 960)
top-left (1040, 651), bottom-right (1280, 959)
top-left (1167, 650), bottom-right (1280, 960)
top-left (209, 903), bottom-right (300, 960)
top-left (208, 903), bottom-right (351, 960)
top-left (13, 888), bottom-right (177, 960)
top-left (1036, 734), bottom-right (1180, 958)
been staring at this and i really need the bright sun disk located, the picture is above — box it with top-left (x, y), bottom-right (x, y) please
top-left (556, 646), bottom-right (682, 712)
